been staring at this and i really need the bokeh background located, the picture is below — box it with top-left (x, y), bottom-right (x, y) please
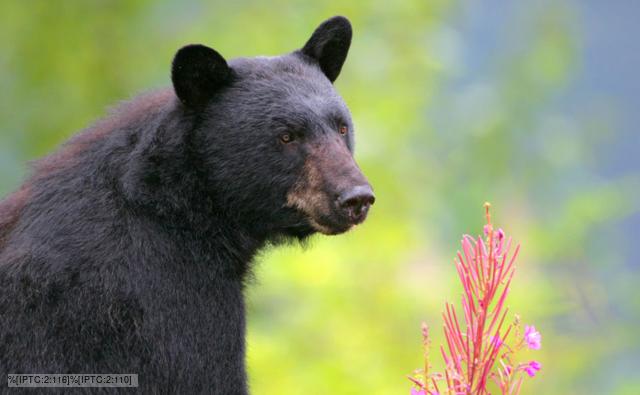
top-left (1, 1), bottom-right (638, 394)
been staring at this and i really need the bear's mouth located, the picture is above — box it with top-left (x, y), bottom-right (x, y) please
top-left (305, 213), bottom-right (354, 235)
top-left (285, 197), bottom-right (371, 236)
top-left (278, 207), bottom-right (353, 238)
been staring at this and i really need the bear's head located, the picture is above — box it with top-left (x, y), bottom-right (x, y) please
top-left (171, 16), bottom-right (373, 238)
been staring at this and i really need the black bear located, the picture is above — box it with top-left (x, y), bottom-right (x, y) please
top-left (0, 16), bottom-right (373, 394)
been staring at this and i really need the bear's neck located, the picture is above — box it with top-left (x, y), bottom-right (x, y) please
top-left (152, 208), bottom-right (267, 281)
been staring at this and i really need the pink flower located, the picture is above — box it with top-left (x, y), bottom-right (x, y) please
top-left (524, 360), bottom-right (541, 377)
top-left (524, 325), bottom-right (542, 350)
top-left (497, 228), bottom-right (505, 240)
top-left (411, 388), bottom-right (426, 395)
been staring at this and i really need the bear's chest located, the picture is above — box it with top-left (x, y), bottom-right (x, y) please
top-left (128, 269), bottom-right (248, 392)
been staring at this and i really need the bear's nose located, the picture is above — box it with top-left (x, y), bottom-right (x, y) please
top-left (338, 185), bottom-right (375, 224)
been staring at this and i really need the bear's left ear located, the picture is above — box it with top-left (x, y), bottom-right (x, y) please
top-left (300, 16), bottom-right (352, 83)
top-left (171, 44), bottom-right (232, 108)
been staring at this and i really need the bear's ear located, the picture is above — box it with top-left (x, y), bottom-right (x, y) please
top-left (171, 44), bottom-right (232, 108)
top-left (300, 16), bottom-right (352, 83)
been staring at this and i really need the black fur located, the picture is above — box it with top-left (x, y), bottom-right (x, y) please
top-left (0, 16), bottom-right (367, 395)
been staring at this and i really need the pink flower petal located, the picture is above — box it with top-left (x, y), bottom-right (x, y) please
top-left (524, 325), bottom-right (542, 350)
top-left (524, 360), bottom-right (542, 377)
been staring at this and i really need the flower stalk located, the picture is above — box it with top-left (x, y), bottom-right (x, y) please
top-left (409, 203), bottom-right (541, 395)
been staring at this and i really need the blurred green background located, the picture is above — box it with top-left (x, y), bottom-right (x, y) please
top-left (1, 1), bottom-right (638, 394)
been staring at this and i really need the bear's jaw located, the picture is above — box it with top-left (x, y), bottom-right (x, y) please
top-left (283, 197), bottom-right (354, 236)
top-left (307, 216), bottom-right (354, 235)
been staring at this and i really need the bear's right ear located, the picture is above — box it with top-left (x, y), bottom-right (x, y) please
top-left (171, 44), bottom-right (232, 108)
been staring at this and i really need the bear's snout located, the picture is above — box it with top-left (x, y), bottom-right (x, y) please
top-left (285, 136), bottom-right (374, 235)
top-left (337, 184), bottom-right (375, 225)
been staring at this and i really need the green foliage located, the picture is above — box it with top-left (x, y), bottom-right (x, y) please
top-left (0, 1), bottom-right (637, 394)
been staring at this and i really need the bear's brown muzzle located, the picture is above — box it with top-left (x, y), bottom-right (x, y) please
top-left (286, 134), bottom-right (374, 234)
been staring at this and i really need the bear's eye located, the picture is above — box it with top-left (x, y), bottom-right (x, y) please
top-left (280, 133), bottom-right (294, 144)
top-left (339, 125), bottom-right (348, 135)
